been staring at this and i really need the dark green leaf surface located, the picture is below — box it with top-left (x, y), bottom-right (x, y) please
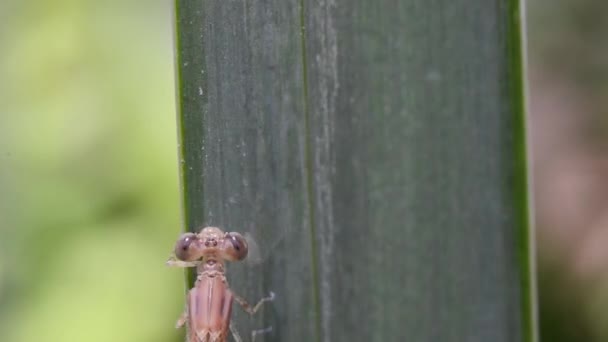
top-left (174, 1), bottom-right (535, 341)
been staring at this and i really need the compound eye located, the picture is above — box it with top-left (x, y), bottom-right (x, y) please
top-left (174, 233), bottom-right (200, 261)
top-left (223, 232), bottom-right (248, 261)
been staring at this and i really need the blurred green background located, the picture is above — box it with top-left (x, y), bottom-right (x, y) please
top-left (0, 1), bottom-right (183, 341)
top-left (1, 0), bottom-right (607, 341)
top-left (528, 0), bottom-right (608, 341)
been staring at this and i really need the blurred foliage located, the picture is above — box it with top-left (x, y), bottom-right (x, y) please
top-left (528, 0), bottom-right (608, 85)
top-left (537, 261), bottom-right (593, 342)
top-left (528, 0), bottom-right (608, 145)
top-left (0, 1), bottom-right (184, 341)
top-left (528, 0), bottom-right (608, 341)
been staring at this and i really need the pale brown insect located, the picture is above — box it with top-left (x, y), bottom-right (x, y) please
top-left (167, 226), bottom-right (274, 342)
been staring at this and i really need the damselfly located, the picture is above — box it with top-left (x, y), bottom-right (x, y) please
top-left (167, 226), bottom-right (274, 342)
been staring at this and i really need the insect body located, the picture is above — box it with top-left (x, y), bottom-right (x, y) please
top-left (167, 226), bottom-right (274, 342)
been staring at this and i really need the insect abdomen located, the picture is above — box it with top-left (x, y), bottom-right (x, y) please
top-left (188, 275), bottom-right (234, 342)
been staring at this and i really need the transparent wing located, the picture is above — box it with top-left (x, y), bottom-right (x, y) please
top-left (244, 232), bottom-right (264, 265)
top-left (241, 222), bottom-right (288, 266)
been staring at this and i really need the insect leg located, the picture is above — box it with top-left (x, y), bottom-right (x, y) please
top-left (229, 322), bottom-right (243, 342)
top-left (251, 326), bottom-right (273, 342)
top-left (166, 257), bottom-right (200, 268)
top-left (233, 292), bottom-right (275, 316)
top-left (175, 305), bottom-right (188, 329)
